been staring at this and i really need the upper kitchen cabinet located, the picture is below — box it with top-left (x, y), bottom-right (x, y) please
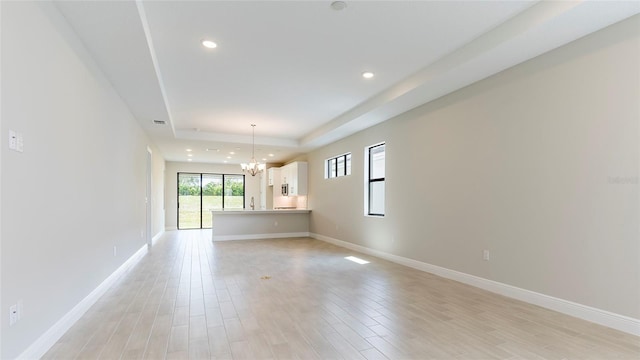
top-left (267, 167), bottom-right (278, 186)
top-left (281, 161), bottom-right (308, 196)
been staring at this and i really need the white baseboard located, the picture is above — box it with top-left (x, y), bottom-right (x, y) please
top-left (18, 244), bottom-right (149, 360)
top-left (214, 232), bottom-right (310, 241)
top-left (151, 230), bottom-right (164, 246)
top-left (310, 233), bottom-right (640, 337)
top-left (165, 226), bottom-right (177, 231)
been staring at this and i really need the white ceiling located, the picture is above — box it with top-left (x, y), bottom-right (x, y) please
top-left (53, 1), bottom-right (639, 165)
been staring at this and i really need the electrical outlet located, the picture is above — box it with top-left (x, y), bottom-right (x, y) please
top-left (9, 304), bottom-right (18, 326)
top-left (483, 250), bottom-right (490, 261)
top-left (113, 246), bottom-right (117, 257)
top-left (274, 221), bottom-right (278, 227)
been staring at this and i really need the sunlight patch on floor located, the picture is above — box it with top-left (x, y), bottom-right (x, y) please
top-left (344, 256), bottom-right (369, 264)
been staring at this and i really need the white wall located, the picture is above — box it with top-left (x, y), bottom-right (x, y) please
top-left (308, 16), bottom-right (639, 319)
top-left (164, 161), bottom-right (261, 229)
top-left (0, 2), bottom-right (4, 355)
top-left (0, 2), bottom-right (165, 358)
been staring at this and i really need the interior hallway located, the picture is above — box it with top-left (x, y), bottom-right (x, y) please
top-left (43, 231), bottom-right (640, 359)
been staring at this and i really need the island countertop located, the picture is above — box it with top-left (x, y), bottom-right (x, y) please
top-left (211, 209), bottom-right (311, 241)
top-left (211, 209), bottom-right (310, 215)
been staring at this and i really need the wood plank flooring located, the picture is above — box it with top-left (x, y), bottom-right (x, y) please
top-left (43, 230), bottom-right (639, 359)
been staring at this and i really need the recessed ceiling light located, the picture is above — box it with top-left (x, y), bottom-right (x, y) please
top-left (187, 159), bottom-right (193, 162)
top-left (188, 154), bottom-right (193, 157)
top-left (223, 161), bottom-right (228, 163)
top-left (362, 72), bottom-right (375, 79)
top-left (262, 158), bottom-right (267, 161)
top-left (226, 156), bottom-right (231, 159)
top-left (201, 39), bottom-right (217, 49)
top-left (268, 154), bottom-right (274, 157)
top-left (229, 151), bottom-right (235, 155)
top-left (186, 148), bottom-right (192, 152)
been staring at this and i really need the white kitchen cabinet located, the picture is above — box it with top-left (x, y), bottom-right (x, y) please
top-left (267, 167), bottom-right (277, 186)
top-left (280, 165), bottom-right (290, 188)
top-left (259, 171), bottom-right (267, 210)
top-left (281, 161), bottom-right (307, 196)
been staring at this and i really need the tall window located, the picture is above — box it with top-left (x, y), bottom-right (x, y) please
top-left (366, 143), bottom-right (385, 216)
top-left (326, 153), bottom-right (352, 179)
top-left (178, 173), bottom-right (245, 229)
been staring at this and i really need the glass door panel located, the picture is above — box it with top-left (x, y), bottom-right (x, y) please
top-left (224, 175), bottom-right (245, 209)
top-left (178, 173), bottom-right (201, 229)
top-left (202, 174), bottom-right (223, 228)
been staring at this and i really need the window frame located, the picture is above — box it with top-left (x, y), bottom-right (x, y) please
top-left (365, 142), bottom-right (385, 217)
top-left (325, 152), bottom-right (352, 179)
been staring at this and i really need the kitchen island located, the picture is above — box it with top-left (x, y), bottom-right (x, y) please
top-left (211, 209), bottom-right (311, 241)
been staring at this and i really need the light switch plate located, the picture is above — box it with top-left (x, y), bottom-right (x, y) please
top-left (16, 132), bottom-right (24, 152)
top-left (9, 130), bottom-right (17, 150)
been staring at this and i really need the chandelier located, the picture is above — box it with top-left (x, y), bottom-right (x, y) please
top-left (240, 124), bottom-right (266, 176)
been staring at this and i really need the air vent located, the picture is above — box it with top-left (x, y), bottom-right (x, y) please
top-left (152, 119), bottom-right (166, 125)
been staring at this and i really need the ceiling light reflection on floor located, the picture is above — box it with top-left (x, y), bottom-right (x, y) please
top-left (345, 256), bottom-right (369, 264)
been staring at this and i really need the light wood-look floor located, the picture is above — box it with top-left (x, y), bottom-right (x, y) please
top-left (43, 230), bottom-right (639, 359)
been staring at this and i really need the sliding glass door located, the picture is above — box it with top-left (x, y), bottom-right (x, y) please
top-left (178, 173), bottom-right (245, 229)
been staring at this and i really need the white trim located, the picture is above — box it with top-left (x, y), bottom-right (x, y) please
top-left (151, 230), bottom-right (164, 246)
top-left (18, 244), bottom-right (149, 360)
top-left (310, 233), bottom-right (640, 337)
top-left (214, 232), bottom-right (310, 241)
